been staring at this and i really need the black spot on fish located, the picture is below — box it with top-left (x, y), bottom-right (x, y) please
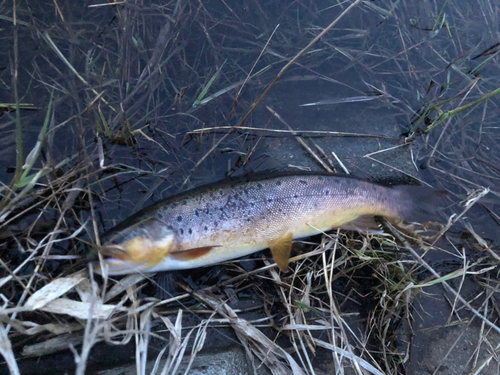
top-left (214, 221), bottom-right (218, 227)
top-left (257, 183), bottom-right (263, 189)
top-left (294, 194), bottom-right (298, 198)
top-left (325, 190), bottom-right (329, 195)
top-left (247, 218), bottom-right (251, 222)
top-left (158, 213), bottom-right (164, 219)
top-left (205, 208), bottom-right (210, 214)
top-left (167, 225), bottom-right (173, 230)
top-left (276, 181), bottom-right (282, 186)
top-left (204, 226), bottom-right (208, 231)
top-left (195, 210), bottom-right (199, 216)
top-left (177, 215), bottom-right (182, 222)
top-left (299, 180), bottom-right (307, 185)
top-left (219, 191), bottom-right (224, 195)
top-left (250, 202), bottom-right (255, 207)
top-left (268, 198), bottom-right (273, 203)
top-left (188, 228), bottom-right (192, 235)
top-left (179, 228), bottom-right (184, 235)
top-left (210, 192), bottom-right (214, 197)
top-left (182, 200), bottom-right (187, 206)
top-left (172, 203), bottom-right (178, 208)
top-left (318, 176), bottom-right (323, 180)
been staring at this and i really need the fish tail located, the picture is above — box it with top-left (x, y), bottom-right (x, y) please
top-left (391, 185), bottom-right (447, 224)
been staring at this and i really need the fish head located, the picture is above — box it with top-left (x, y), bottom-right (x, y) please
top-left (93, 218), bottom-right (176, 275)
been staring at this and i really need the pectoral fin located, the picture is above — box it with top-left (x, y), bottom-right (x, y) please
top-left (169, 246), bottom-right (216, 261)
top-left (270, 233), bottom-right (293, 272)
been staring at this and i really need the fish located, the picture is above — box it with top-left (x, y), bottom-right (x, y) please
top-left (94, 172), bottom-right (443, 275)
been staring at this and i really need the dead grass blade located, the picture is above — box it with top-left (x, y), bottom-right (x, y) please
top-left (154, 310), bottom-right (191, 375)
top-left (22, 333), bottom-right (86, 357)
top-left (24, 271), bottom-right (86, 310)
top-left (135, 306), bottom-right (154, 375)
top-left (185, 286), bottom-right (306, 375)
top-left (314, 338), bottom-right (385, 375)
top-left (0, 323), bottom-right (20, 375)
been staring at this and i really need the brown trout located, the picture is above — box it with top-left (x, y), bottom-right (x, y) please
top-left (95, 173), bottom-right (440, 275)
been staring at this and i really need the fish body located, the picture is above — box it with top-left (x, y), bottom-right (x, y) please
top-left (96, 173), bottom-right (438, 275)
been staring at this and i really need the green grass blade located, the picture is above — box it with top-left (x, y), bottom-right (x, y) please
top-left (426, 86), bottom-right (500, 133)
top-left (192, 59), bottom-right (227, 108)
top-left (19, 94), bottom-right (53, 183)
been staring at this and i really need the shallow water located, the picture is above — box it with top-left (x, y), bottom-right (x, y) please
top-left (1, 0), bottom-right (499, 374)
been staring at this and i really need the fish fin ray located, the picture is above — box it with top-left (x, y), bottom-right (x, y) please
top-left (169, 246), bottom-right (216, 261)
top-left (393, 185), bottom-right (447, 224)
top-left (270, 233), bottom-right (293, 272)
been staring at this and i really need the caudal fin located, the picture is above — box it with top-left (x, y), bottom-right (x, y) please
top-left (393, 185), bottom-right (448, 225)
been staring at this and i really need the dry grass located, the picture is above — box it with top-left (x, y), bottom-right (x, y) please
top-left (1, 0), bottom-right (499, 374)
